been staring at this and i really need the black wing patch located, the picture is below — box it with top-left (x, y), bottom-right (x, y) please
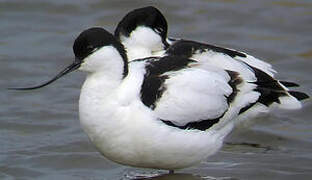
top-left (166, 40), bottom-right (247, 58)
top-left (237, 65), bottom-right (287, 114)
top-left (140, 56), bottom-right (196, 109)
top-left (239, 64), bottom-right (309, 114)
top-left (250, 66), bottom-right (287, 106)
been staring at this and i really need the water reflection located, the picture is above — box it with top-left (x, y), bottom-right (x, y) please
top-left (123, 172), bottom-right (237, 180)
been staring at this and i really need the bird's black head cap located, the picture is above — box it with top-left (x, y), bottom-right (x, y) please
top-left (114, 6), bottom-right (168, 47)
top-left (74, 27), bottom-right (127, 62)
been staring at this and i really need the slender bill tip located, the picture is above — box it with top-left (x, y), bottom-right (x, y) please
top-left (8, 60), bottom-right (81, 91)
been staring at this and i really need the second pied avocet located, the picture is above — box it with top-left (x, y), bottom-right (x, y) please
top-left (114, 6), bottom-right (309, 122)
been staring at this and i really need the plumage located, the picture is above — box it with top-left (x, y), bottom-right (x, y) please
top-left (145, 59), bottom-right (233, 127)
top-left (115, 6), bottom-right (309, 124)
top-left (12, 27), bottom-right (267, 170)
top-left (11, 7), bottom-right (309, 173)
top-left (75, 29), bottom-right (239, 169)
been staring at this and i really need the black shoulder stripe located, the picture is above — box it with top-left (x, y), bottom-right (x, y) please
top-left (226, 70), bottom-right (243, 104)
top-left (166, 40), bottom-right (247, 58)
top-left (140, 56), bottom-right (196, 109)
top-left (140, 75), bottom-right (168, 110)
top-left (144, 55), bottom-right (196, 75)
top-left (161, 112), bottom-right (225, 131)
top-left (288, 91), bottom-right (309, 101)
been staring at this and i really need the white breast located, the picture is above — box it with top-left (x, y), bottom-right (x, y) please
top-left (78, 61), bottom-right (231, 170)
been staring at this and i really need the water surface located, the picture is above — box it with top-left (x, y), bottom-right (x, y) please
top-left (1, 0), bottom-right (311, 179)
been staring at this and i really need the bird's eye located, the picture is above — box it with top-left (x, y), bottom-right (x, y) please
top-left (154, 27), bottom-right (163, 34)
top-left (86, 45), bottom-right (98, 53)
top-left (86, 45), bottom-right (94, 51)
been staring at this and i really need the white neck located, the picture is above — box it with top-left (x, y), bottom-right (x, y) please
top-left (79, 46), bottom-right (126, 77)
top-left (126, 46), bottom-right (152, 60)
top-left (120, 26), bottom-right (165, 61)
top-left (78, 46), bottom-right (128, 139)
top-left (123, 42), bottom-right (166, 61)
top-left (78, 71), bottom-right (122, 141)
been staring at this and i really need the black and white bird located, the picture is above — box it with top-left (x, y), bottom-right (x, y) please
top-left (11, 27), bottom-right (308, 172)
top-left (115, 6), bottom-right (309, 123)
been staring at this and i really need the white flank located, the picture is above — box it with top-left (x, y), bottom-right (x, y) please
top-left (78, 52), bottom-right (232, 170)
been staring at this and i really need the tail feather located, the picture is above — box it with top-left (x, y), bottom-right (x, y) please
top-left (243, 64), bottom-right (308, 111)
top-left (255, 87), bottom-right (287, 106)
top-left (288, 91), bottom-right (309, 101)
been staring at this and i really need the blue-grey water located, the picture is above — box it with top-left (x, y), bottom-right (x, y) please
top-left (1, 0), bottom-right (311, 179)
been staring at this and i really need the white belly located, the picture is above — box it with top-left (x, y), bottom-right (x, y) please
top-left (77, 71), bottom-right (232, 170)
top-left (79, 96), bottom-right (226, 170)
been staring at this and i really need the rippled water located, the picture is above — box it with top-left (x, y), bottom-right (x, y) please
top-left (1, 0), bottom-right (311, 179)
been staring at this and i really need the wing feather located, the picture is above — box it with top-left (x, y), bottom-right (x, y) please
top-left (139, 56), bottom-right (240, 129)
top-left (154, 67), bottom-right (232, 126)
